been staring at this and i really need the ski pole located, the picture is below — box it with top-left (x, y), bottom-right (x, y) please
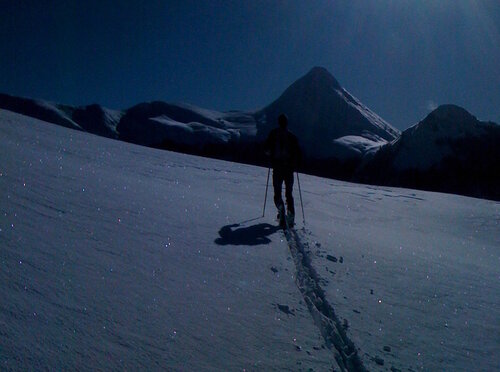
top-left (296, 172), bottom-right (305, 224)
top-left (262, 167), bottom-right (271, 217)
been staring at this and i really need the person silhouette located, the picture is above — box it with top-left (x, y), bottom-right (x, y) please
top-left (264, 114), bottom-right (302, 227)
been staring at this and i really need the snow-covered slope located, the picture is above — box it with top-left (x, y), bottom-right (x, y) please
top-left (117, 101), bottom-right (256, 148)
top-left (72, 104), bottom-right (122, 139)
top-left (1, 111), bottom-right (498, 371)
top-left (0, 93), bottom-right (122, 138)
top-left (333, 134), bottom-right (388, 158)
top-left (0, 93), bottom-right (82, 130)
top-left (256, 67), bottom-right (400, 159)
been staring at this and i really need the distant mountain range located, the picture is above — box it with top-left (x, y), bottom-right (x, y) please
top-left (357, 104), bottom-right (500, 200)
top-left (1, 67), bottom-right (498, 200)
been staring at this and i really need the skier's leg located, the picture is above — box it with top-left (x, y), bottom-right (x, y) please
top-left (284, 170), bottom-right (295, 215)
top-left (273, 168), bottom-right (285, 210)
top-left (273, 169), bottom-right (286, 226)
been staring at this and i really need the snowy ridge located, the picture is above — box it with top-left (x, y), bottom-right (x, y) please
top-left (0, 93), bottom-right (82, 130)
top-left (172, 102), bottom-right (229, 122)
top-left (1, 67), bottom-right (399, 162)
top-left (336, 88), bottom-right (399, 139)
top-left (150, 115), bottom-right (235, 145)
top-left (117, 101), bottom-right (258, 147)
top-left (163, 103), bottom-right (258, 135)
top-left (34, 100), bottom-right (81, 129)
top-left (101, 107), bottom-right (123, 134)
top-left (333, 135), bottom-right (387, 157)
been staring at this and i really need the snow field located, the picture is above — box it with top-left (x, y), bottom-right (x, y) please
top-left (302, 179), bottom-right (499, 371)
top-left (1, 110), bottom-right (498, 371)
top-left (0, 111), bottom-right (334, 370)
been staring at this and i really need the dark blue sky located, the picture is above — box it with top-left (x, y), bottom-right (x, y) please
top-left (1, 0), bottom-right (499, 129)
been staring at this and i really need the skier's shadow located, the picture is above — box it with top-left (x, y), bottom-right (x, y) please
top-left (215, 222), bottom-right (280, 246)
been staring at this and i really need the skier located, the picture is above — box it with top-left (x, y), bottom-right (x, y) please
top-left (264, 114), bottom-right (302, 228)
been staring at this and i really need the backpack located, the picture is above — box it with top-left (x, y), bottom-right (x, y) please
top-left (274, 130), bottom-right (290, 162)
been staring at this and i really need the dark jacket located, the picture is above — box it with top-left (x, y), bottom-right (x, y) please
top-left (264, 128), bottom-right (301, 170)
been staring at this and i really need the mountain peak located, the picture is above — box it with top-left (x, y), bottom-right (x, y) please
top-left (413, 104), bottom-right (480, 136)
top-left (307, 66), bottom-right (332, 76)
top-left (302, 66), bottom-right (341, 89)
top-left (429, 104), bottom-right (476, 124)
top-left (257, 67), bottom-right (398, 158)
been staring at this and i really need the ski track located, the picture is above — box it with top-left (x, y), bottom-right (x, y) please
top-left (283, 227), bottom-right (366, 372)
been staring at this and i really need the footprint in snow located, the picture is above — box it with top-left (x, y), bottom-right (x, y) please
top-left (276, 304), bottom-right (295, 316)
top-left (326, 255), bottom-right (337, 262)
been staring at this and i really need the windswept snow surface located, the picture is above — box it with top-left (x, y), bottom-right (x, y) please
top-left (0, 111), bottom-right (332, 371)
top-left (1, 110), bottom-right (499, 371)
top-left (301, 181), bottom-right (499, 371)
